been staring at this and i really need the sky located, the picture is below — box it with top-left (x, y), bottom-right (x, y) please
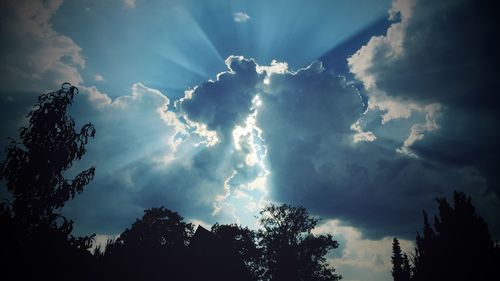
top-left (1, 0), bottom-right (499, 280)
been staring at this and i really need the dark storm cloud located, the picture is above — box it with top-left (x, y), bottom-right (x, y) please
top-left (251, 59), bottom-right (494, 239)
top-left (348, 0), bottom-right (500, 212)
top-left (354, 0), bottom-right (499, 108)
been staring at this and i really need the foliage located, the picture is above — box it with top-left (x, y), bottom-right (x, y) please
top-left (391, 238), bottom-right (411, 281)
top-left (212, 223), bottom-right (263, 279)
top-left (100, 207), bottom-right (194, 281)
top-left (413, 191), bottom-right (500, 281)
top-left (392, 191), bottom-right (500, 281)
top-left (115, 206), bottom-right (194, 248)
top-left (0, 83), bottom-right (95, 231)
top-left (258, 204), bottom-right (341, 281)
top-left (0, 83), bottom-right (96, 280)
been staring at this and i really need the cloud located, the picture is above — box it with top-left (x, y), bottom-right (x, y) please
top-left (176, 55), bottom-right (500, 240)
top-left (348, 0), bottom-right (500, 201)
top-left (64, 82), bottom-right (238, 235)
top-left (233, 12), bottom-right (251, 23)
top-left (94, 74), bottom-right (105, 82)
top-left (250, 57), bottom-right (467, 238)
top-left (64, 56), bottom-right (274, 234)
top-left (179, 56), bottom-right (261, 140)
top-left (314, 220), bottom-right (413, 281)
top-left (123, 0), bottom-right (136, 9)
top-left (2, 22), bottom-right (498, 239)
top-left (177, 56), bottom-right (269, 227)
top-left (95, 54), bottom-right (496, 241)
top-left (0, 0), bottom-right (84, 92)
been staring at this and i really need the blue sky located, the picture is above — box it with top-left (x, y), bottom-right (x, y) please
top-left (51, 0), bottom-right (390, 98)
top-left (1, 1), bottom-right (499, 280)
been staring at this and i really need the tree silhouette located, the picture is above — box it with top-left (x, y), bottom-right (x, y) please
top-left (211, 223), bottom-right (263, 280)
top-left (410, 191), bottom-right (500, 281)
top-left (100, 207), bottom-right (194, 281)
top-left (114, 206), bottom-right (194, 248)
top-left (0, 83), bottom-right (95, 230)
top-left (96, 204), bottom-right (342, 281)
top-left (392, 238), bottom-right (411, 281)
top-left (402, 253), bottom-right (411, 281)
top-left (0, 83), bottom-right (96, 280)
top-left (258, 204), bottom-right (341, 281)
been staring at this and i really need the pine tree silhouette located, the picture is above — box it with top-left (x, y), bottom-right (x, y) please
top-left (411, 191), bottom-right (500, 281)
top-left (391, 238), bottom-right (410, 281)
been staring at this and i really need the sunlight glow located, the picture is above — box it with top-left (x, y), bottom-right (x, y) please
top-left (213, 94), bottom-right (271, 227)
top-left (152, 7), bottom-right (225, 83)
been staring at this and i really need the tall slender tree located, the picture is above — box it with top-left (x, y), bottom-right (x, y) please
top-left (411, 191), bottom-right (500, 281)
top-left (392, 238), bottom-right (404, 281)
top-left (391, 238), bottom-right (411, 281)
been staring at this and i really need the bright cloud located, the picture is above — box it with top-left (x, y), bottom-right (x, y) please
top-left (233, 12), bottom-right (251, 23)
top-left (94, 74), bottom-right (105, 82)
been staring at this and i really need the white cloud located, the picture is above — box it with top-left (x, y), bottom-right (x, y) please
top-left (79, 82), bottom-right (186, 152)
top-left (347, 0), bottom-right (438, 156)
top-left (233, 12), bottom-right (251, 23)
top-left (314, 220), bottom-right (413, 280)
top-left (397, 103), bottom-right (440, 157)
top-left (351, 120), bottom-right (376, 143)
top-left (123, 0), bottom-right (136, 9)
top-left (94, 74), bottom-right (105, 82)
